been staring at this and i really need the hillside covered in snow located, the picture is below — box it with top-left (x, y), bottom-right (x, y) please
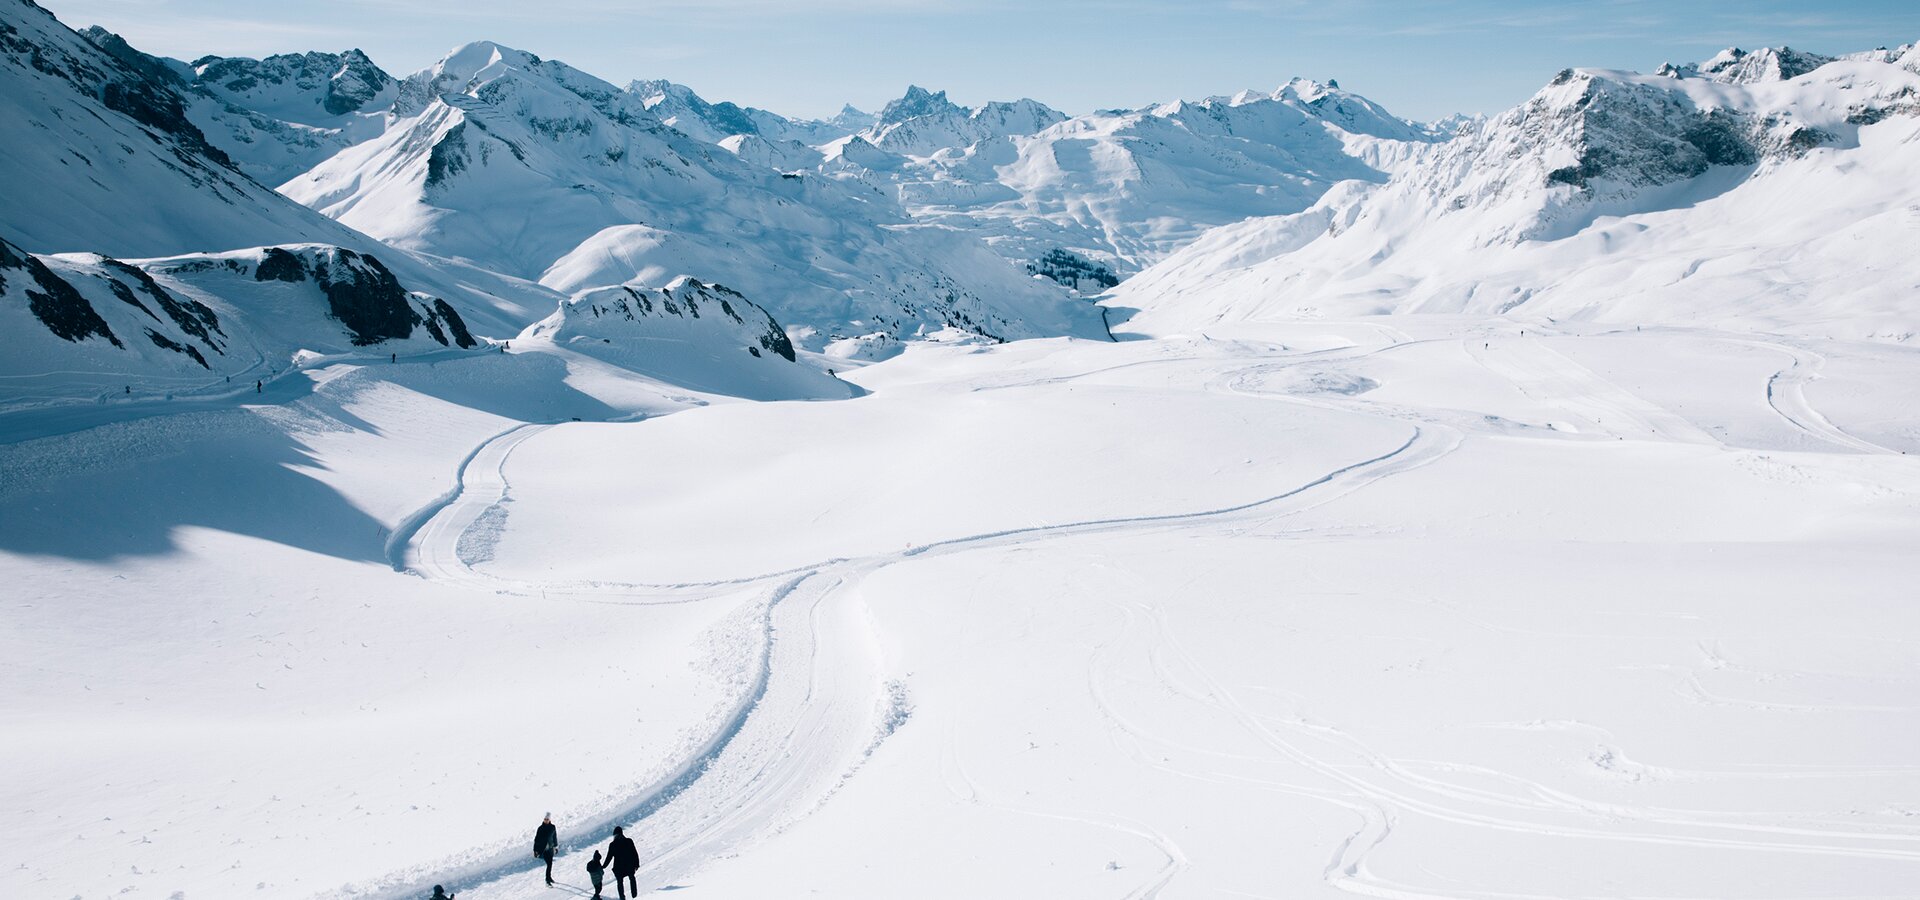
top-left (5, 3), bottom-right (1920, 899)
top-left (1111, 44), bottom-right (1920, 341)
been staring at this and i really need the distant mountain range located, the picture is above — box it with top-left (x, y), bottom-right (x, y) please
top-left (4, 0), bottom-right (1917, 407)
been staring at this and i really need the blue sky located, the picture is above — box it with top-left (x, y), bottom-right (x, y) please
top-left (44, 0), bottom-right (1920, 121)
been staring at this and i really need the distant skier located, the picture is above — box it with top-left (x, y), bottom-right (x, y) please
top-left (534, 813), bottom-right (559, 886)
top-left (604, 825), bottom-right (640, 898)
top-left (391, 352), bottom-right (396, 363)
top-left (254, 380), bottom-right (262, 394)
top-left (586, 850), bottom-right (607, 899)
top-left (429, 886), bottom-right (454, 900)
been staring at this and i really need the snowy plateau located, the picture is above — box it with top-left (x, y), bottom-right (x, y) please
top-left (3, 0), bottom-right (1920, 897)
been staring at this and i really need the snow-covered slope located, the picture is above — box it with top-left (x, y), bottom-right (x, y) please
top-left (832, 80), bottom-right (1439, 283)
top-left (284, 42), bottom-right (1107, 348)
top-left (524, 276), bottom-right (850, 401)
top-left (1, 1), bottom-right (560, 321)
top-left (0, 0), bottom-right (361, 257)
top-left (0, 238), bottom-right (487, 409)
top-left (78, 27), bottom-right (398, 188)
top-left (1114, 46), bottom-right (1920, 340)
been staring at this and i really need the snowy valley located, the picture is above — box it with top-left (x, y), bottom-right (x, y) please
top-left (4, 0), bottom-right (1920, 898)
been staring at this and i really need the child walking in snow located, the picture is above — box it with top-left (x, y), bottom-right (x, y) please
top-left (586, 850), bottom-right (607, 899)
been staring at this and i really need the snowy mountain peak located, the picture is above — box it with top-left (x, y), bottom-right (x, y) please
top-left (879, 85), bottom-right (962, 124)
top-left (865, 87), bottom-right (1065, 156)
top-left (830, 103), bottom-right (877, 131)
top-left (394, 40), bottom-right (577, 116)
top-left (624, 77), bottom-right (846, 145)
top-left (1658, 45), bottom-right (1837, 84)
top-left (191, 47), bottom-right (397, 119)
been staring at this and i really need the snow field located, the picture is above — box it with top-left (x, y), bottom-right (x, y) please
top-left (6, 318), bottom-right (1919, 899)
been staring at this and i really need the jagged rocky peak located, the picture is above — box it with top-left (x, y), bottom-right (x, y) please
top-left (1511, 68), bottom-right (1819, 194)
top-left (880, 85), bottom-right (964, 124)
top-left (191, 48), bottom-right (397, 117)
top-left (1658, 46), bottom-right (1837, 84)
top-left (630, 78), bottom-right (761, 137)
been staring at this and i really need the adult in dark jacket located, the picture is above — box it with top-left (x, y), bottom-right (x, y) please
top-left (534, 813), bottom-right (560, 886)
top-left (605, 826), bottom-right (640, 899)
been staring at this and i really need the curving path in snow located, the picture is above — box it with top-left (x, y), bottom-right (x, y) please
top-left (377, 336), bottom-right (1460, 899)
top-left (1740, 339), bottom-right (1896, 455)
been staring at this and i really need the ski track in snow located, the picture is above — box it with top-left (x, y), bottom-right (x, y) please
top-left (377, 331), bottom-right (1473, 900)
top-left (364, 325), bottom-right (1918, 899)
top-left (1740, 338), bottom-right (1897, 455)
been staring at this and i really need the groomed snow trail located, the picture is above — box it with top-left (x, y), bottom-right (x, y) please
top-left (1741, 339), bottom-right (1896, 455)
top-left (385, 342), bottom-right (1458, 900)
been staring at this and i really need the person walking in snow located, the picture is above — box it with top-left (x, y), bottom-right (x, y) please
top-left (604, 825), bottom-right (640, 899)
top-left (429, 886), bottom-right (454, 900)
top-left (534, 813), bottom-right (560, 886)
top-left (254, 379), bottom-right (262, 394)
top-left (586, 850), bottom-right (607, 899)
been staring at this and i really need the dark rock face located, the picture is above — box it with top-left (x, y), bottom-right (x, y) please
top-left (78, 25), bottom-right (185, 87)
top-left (424, 121), bottom-right (469, 189)
top-left (7, 6), bottom-right (240, 185)
top-left (324, 49), bottom-right (392, 114)
top-left (143, 327), bottom-right (208, 368)
top-left (1, 237), bottom-right (120, 346)
top-left (245, 246), bottom-right (477, 348)
top-left (307, 248), bottom-right (422, 345)
top-left (694, 280), bottom-right (795, 361)
top-left (426, 297), bottom-right (477, 349)
top-left (573, 278), bottom-right (795, 362)
top-left (254, 246), bottom-right (308, 282)
top-left (1540, 78), bottom-right (1765, 190)
top-left (1028, 249), bottom-right (1119, 292)
top-left (191, 48), bottom-right (396, 116)
top-left (100, 258), bottom-right (222, 349)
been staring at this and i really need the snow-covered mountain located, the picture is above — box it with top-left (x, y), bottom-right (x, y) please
top-left (77, 26), bottom-right (401, 186)
top-left (284, 42), bottom-right (1107, 347)
top-left (0, 237), bottom-right (485, 408)
top-left (1658, 45), bottom-right (1836, 84)
top-left (524, 276), bottom-right (849, 401)
top-left (629, 78), bottom-right (849, 147)
top-left (1113, 44), bottom-right (1920, 340)
top-left (862, 85), bottom-right (1068, 157)
top-left (819, 80), bottom-right (1440, 285)
top-left (0, 0), bottom-right (358, 257)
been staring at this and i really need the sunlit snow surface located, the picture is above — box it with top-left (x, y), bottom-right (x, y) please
top-left (4, 317), bottom-right (1917, 899)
